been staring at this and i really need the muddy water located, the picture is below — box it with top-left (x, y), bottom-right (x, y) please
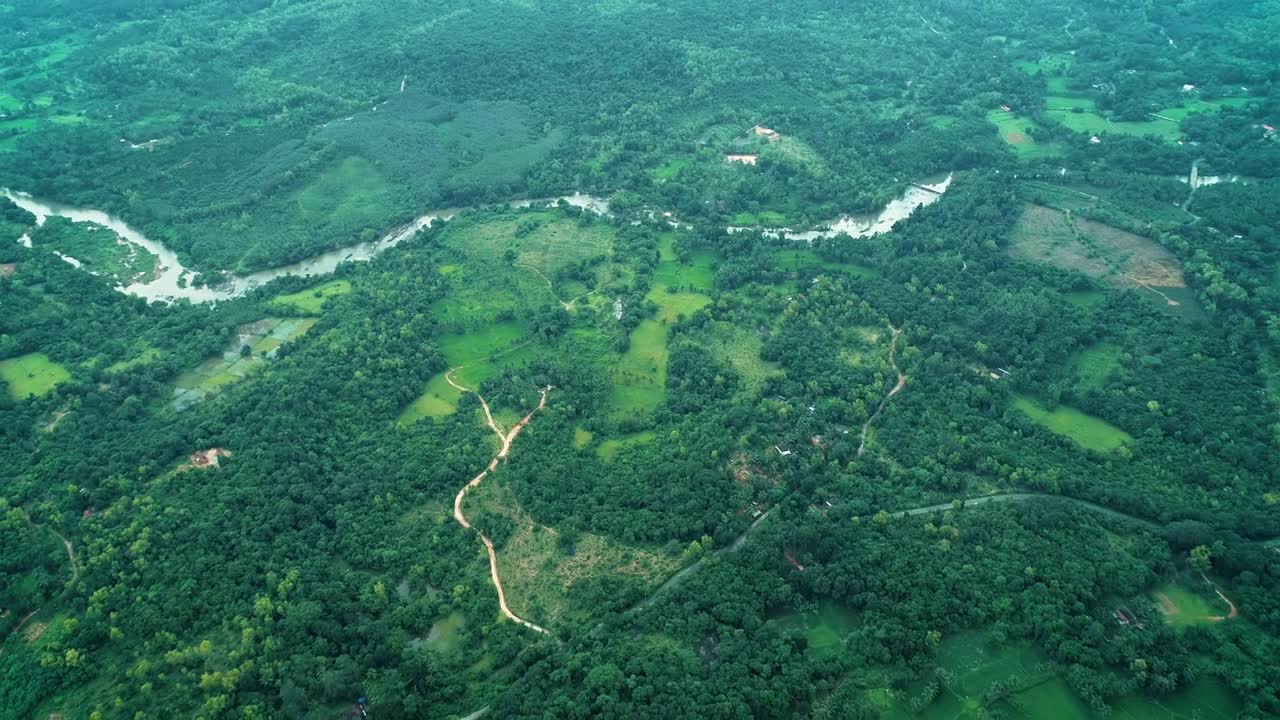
top-left (7, 176), bottom-right (948, 303)
top-left (726, 173), bottom-right (952, 240)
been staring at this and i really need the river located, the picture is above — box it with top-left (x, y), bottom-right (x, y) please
top-left (726, 174), bottom-right (952, 240)
top-left (5, 177), bottom-right (947, 304)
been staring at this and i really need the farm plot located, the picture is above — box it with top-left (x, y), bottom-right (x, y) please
top-left (436, 211), bottom-right (617, 308)
top-left (0, 352), bottom-right (71, 400)
top-left (1012, 395), bottom-right (1132, 453)
top-left (172, 318), bottom-right (317, 410)
top-left (1072, 343), bottom-right (1123, 390)
top-left (775, 248), bottom-right (880, 280)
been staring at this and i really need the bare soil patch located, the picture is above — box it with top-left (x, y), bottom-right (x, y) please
top-left (1005, 132), bottom-right (1028, 144)
top-left (1008, 204), bottom-right (1186, 291)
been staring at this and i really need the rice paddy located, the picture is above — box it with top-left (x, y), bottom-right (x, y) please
top-left (172, 318), bottom-right (317, 410)
top-left (0, 352), bottom-right (71, 400)
top-left (1012, 395), bottom-right (1133, 453)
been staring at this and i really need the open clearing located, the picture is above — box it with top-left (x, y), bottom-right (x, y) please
top-left (775, 248), bottom-right (880, 279)
top-left (609, 320), bottom-right (668, 418)
top-left (173, 318), bottom-right (317, 410)
top-left (597, 430), bottom-right (658, 463)
top-left (1008, 204), bottom-right (1196, 315)
top-left (468, 478), bottom-right (681, 626)
top-left (398, 372), bottom-right (464, 424)
top-left (987, 109), bottom-right (1059, 158)
top-left (270, 279), bottom-right (352, 312)
top-left (1154, 584), bottom-right (1230, 628)
top-left (698, 321), bottom-right (780, 393)
top-left (1, 353), bottom-right (71, 399)
top-left (1013, 395), bottom-right (1132, 452)
top-left (874, 628), bottom-right (1241, 720)
top-left (770, 602), bottom-right (860, 659)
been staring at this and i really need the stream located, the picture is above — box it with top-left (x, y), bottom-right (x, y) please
top-left (5, 175), bottom-right (947, 304)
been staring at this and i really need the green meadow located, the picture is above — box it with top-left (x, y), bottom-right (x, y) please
top-left (771, 602), bottom-right (860, 659)
top-left (1154, 584), bottom-right (1229, 628)
top-left (597, 430), bottom-right (657, 462)
top-left (270, 279), bottom-right (352, 312)
top-left (0, 352), bottom-right (72, 399)
top-left (398, 372), bottom-right (464, 424)
top-left (609, 320), bottom-right (669, 418)
top-left (986, 109), bottom-right (1059, 158)
top-left (1012, 395), bottom-right (1132, 452)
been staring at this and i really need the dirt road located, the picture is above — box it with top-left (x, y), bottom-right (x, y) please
top-left (447, 369), bottom-right (552, 635)
top-left (858, 325), bottom-right (906, 457)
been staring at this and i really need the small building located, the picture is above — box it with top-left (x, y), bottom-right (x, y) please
top-left (1090, 136), bottom-right (1102, 144)
top-left (725, 154), bottom-right (759, 165)
top-left (752, 125), bottom-right (781, 141)
top-left (1000, 105), bottom-right (1012, 112)
top-left (1181, 84), bottom-right (1197, 93)
top-left (1263, 124), bottom-right (1276, 134)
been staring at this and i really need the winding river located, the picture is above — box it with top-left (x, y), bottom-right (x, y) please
top-left (5, 176), bottom-right (946, 304)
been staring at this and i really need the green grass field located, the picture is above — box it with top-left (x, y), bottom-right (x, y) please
top-left (1012, 395), bottom-right (1132, 452)
top-left (597, 430), bottom-right (657, 462)
top-left (1154, 584), bottom-right (1229, 628)
top-left (398, 372), bottom-right (464, 424)
top-left (1073, 343), bottom-right (1122, 390)
top-left (771, 603), bottom-right (860, 659)
top-left (1, 352), bottom-right (71, 399)
top-left (105, 347), bottom-right (163, 374)
top-left (697, 320), bottom-right (780, 392)
top-left (270, 279), bottom-right (352, 312)
top-left (609, 320), bottom-right (668, 418)
top-left (654, 157), bottom-right (689, 181)
top-left (987, 109), bottom-right (1059, 158)
top-left (439, 322), bottom-right (526, 367)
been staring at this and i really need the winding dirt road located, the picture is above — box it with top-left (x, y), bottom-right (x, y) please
top-left (858, 325), bottom-right (906, 457)
top-left (446, 369), bottom-right (552, 635)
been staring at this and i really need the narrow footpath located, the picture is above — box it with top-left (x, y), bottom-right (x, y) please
top-left (2, 510), bottom-right (79, 653)
top-left (446, 369), bottom-right (552, 635)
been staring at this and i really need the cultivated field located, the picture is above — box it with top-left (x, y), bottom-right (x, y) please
top-left (172, 318), bottom-right (317, 410)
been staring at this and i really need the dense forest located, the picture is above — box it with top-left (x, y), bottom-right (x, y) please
top-left (1, 0), bottom-right (1278, 718)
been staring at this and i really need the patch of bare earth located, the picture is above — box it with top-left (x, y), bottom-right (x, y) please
top-left (1008, 204), bottom-right (1185, 294)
